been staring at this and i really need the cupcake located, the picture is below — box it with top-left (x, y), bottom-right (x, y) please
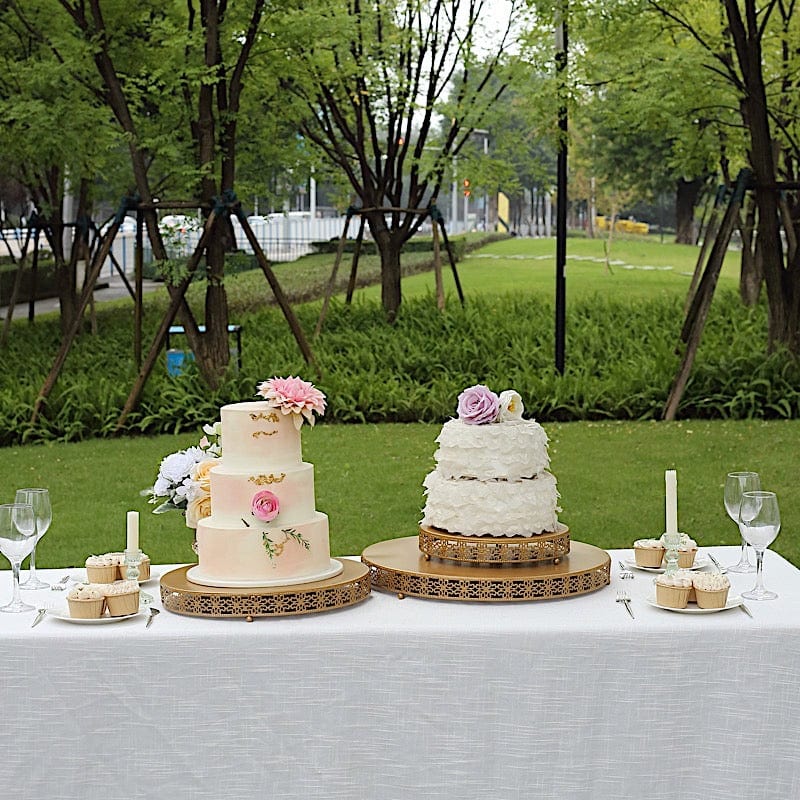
top-left (633, 538), bottom-right (665, 568)
top-left (104, 580), bottom-right (140, 617)
top-left (67, 584), bottom-right (106, 619)
top-left (692, 572), bottom-right (730, 609)
top-left (655, 571), bottom-right (693, 609)
top-left (85, 554), bottom-right (118, 583)
top-left (660, 533), bottom-right (698, 569)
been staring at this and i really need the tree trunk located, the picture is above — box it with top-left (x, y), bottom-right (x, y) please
top-left (724, 0), bottom-right (792, 351)
top-left (675, 178), bottom-right (703, 244)
top-left (738, 197), bottom-right (761, 306)
top-left (366, 211), bottom-right (402, 321)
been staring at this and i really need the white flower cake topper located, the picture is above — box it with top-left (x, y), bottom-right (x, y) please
top-left (498, 390), bottom-right (524, 421)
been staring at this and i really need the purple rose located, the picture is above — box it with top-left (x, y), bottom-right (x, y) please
top-left (251, 490), bottom-right (280, 522)
top-left (457, 384), bottom-right (500, 425)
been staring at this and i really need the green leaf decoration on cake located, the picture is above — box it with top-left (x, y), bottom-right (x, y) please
top-left (261, 528), bottom-right (310, 560)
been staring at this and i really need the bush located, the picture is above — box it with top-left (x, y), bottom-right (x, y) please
top-left (1, 288), bottom-right (798, 446)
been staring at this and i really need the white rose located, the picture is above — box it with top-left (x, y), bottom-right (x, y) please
top-left (153, 476), bottom-right (171, 496)
top-left (159, 450), bottom-right (197, 484)
top-left (498, 390), bottom-right (524, 421)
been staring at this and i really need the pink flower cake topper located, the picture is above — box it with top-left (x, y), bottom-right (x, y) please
top-left (457, 384), bottom-right (501, 425)
top-left (256, 376), bottom-right (327, 429)
top-left (251, 490), bottom-right (280, 522)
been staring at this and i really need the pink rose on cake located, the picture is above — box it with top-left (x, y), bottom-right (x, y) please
top-left (457, 384), bottom-right (500, 425)
top-left (257, 376), bottom-right (326, 429)
top-left (251, 490), bottom-right (280, 522)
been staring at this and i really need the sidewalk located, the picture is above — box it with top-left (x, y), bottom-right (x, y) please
top-left (0, 270), bottom-right (163, 320)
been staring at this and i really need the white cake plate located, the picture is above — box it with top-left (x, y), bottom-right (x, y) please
top-left (185, 559), bottom-right (343, 588)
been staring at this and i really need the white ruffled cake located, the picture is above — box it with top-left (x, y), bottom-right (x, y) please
top-left (421, 385), bottom-right (560, 537)
top-left (187, 378), bottom-right (343, 588)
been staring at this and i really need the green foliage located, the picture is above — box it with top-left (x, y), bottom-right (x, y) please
top-left (2, 284), bottom-right (799, 447)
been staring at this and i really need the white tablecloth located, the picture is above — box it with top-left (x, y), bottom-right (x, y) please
top-left (1, 546), bottom-right (799, 800)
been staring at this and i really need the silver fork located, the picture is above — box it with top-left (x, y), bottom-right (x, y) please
top-left (50, 575), bottom-right (71, 591)
top-left (707, 553), bottom-right (727, 573)
top-left (618, 560), bottom-right (634, 579)
top-left (616, 590), bottom-right (635, 619)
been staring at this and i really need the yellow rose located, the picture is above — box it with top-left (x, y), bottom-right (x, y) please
top-left (186, 492), bottom-right (211, 528)
top-left (191, 458), bottom-right (218, 491)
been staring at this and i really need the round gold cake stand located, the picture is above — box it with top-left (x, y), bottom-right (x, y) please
top-left (418, 524), bottom-right (571, 564)
top-left (361, 537), bottom-right (610, 602)
top-left (160, 559), bottom-right (371, 620)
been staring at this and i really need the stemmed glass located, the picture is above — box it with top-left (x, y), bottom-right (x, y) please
top-left (0, 503), bottom-right (38, 613)
top-left (16, 488), bottom-right (52, 589)
top-left (724, 471), bottom-right (760, 572)
top-left (738, 491), bottom-right (781, 600)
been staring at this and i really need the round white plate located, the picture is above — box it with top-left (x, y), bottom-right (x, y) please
top-left (645, 595), bottom-right (743, 614)
top-left (44, 607), bottom-right (146, 624)
top-left (185, 559), bottom-right (344, 588)
top-left (624, 554), bottom-right (710, 574)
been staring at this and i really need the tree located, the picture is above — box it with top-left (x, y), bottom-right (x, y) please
top-left (645, 0), bottom-right (800, 351)
top-left (273, 0), bottom-right (525, 321)
top-left (0, 1), bottom-right (121, 334)
top-left (6, 0), bottom-right (274, 386)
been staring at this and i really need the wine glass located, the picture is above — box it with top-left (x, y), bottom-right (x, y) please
top-left (724, 471), bottom-right (760, 572)
top-left (0, 503), bottom-right (37, 613)
top-left (738, 491), bottom-right (780, 600)
top-left (16, 488), bottom-right (52, 589)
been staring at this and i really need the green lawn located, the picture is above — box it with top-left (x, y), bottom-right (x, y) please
top-left (350, 235), bottom-right (741, 303)
top-left (4, 418), bottom-right (797, 570)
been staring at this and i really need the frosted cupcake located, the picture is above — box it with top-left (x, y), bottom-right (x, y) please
top-left (655, 571), bottom-right (693, 609)
top-left (692, 572), bottom-right (730, 609)
top-left (85, 554), bottom-right (118, 583)
top-left (633, 538), bottom-right (665, 568)
top-left (67, 584), bottom-right (106, 619)
top-left (660, 533), bottom-right (698, 568)
top-left (104, 580), bottom-right (140, 617)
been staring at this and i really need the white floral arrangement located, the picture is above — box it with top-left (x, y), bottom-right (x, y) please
top-left (146, 422), bottom-right (220, 528)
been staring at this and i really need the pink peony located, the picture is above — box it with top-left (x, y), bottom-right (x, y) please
top-left (251, 490), bottom-right (280, 522)
top-left (457, 384), bottom-right (500, 425)
top-left (256, 376), bottom-right (327, 428)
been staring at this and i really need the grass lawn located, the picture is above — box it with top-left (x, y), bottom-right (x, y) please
top-left (349, 235), bottom-right (741, 304)
top-left (3, 418), bottom-right (797, 570)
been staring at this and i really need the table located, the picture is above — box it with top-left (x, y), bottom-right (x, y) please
top-left (2, 547), bottom-right (799, 800)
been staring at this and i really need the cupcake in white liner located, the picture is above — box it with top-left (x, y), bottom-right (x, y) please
top-left (633, 538), bottom-right (665, 568)
top-left (103, 579), bottom-right (140, 617)
top-left (692, 572), bottom-right (731, 609)
top-left (655, 571), bottom-right (693, 608)
top-left (85, 554), bottom-right (118, 583)
top-left (67, 584), bottom-right (106, 619)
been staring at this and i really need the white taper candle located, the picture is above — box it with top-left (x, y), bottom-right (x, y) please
top-left (126, 510), bottom-right (140, 552)
top-left (665, 470), bottom-right (678, 536)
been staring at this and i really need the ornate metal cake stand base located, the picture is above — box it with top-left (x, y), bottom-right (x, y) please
top-left (362, 537), bottom-right (610, 602)
top-left (160, 559), bottom-right (370, 620)
top-left (418, 523), bottom-right (571, 564)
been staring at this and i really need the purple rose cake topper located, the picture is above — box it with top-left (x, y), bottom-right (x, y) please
top-left (457, 384), bottom-right (501, 425)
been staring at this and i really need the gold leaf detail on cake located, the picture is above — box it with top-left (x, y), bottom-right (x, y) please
top-left (250, 412), bottom-right (280, 423)
top-left (252, 430), bottom-right (277, 438)
top-left (249, 473), bottom-right (286, 485)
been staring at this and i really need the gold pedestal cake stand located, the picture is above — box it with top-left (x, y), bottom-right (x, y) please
top-left (160, 559), bottom-right (371, 620)
top-left (362, 535), bottom-right (610, 602)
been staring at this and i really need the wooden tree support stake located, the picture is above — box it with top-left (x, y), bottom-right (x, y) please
top-left (663, 169), bottom-right (750, 421)
top-left (314, 211), bottom-right (353, 338)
